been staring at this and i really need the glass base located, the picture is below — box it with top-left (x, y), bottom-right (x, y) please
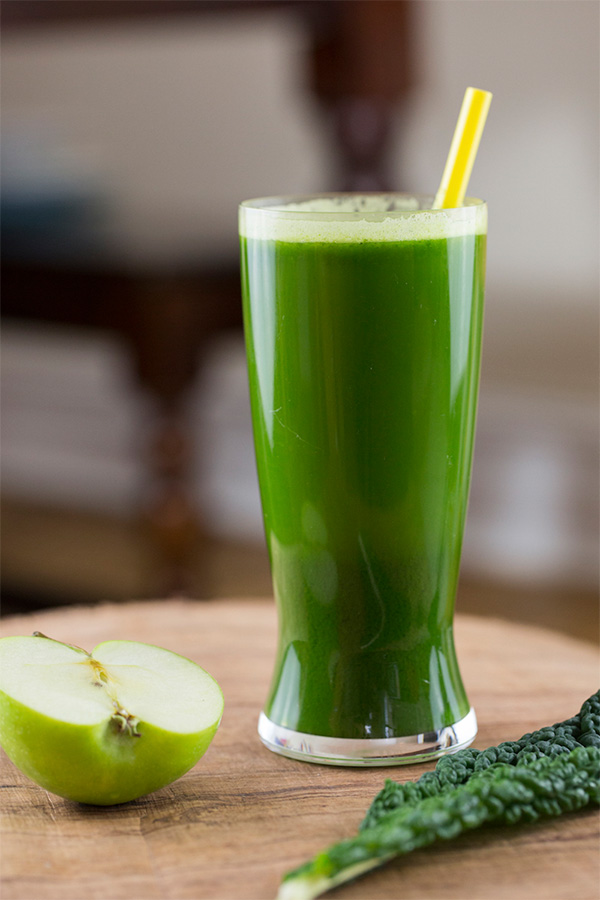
top-left (258, 708), bottom-right (477, 766)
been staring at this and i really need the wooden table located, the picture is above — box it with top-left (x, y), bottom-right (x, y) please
top-left (1, 599), bottom-right (598, 900)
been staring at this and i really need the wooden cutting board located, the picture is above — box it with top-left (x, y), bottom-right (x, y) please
top-left (1, 599), bottom-right (598, 900)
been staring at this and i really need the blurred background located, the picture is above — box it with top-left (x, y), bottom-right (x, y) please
top-left (1, 1), bottom-right (598, 643)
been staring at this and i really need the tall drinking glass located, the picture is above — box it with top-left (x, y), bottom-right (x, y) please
top-left (239, 194), bottom-right (486, 765)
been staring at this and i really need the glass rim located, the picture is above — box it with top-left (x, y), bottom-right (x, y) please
top-left (239, 192), bottom-right (486, 219)
top-left (239, 193), bottom-right (487, 242)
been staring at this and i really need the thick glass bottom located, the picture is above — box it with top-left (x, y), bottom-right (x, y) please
top-left (258, 707), bottom-right (477, 766)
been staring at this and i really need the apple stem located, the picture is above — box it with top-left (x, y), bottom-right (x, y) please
top-left (32, 631), bottom-right (90, 656)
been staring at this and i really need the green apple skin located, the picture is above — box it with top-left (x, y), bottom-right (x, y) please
top-left (0, 637), bottom-right (224, 806)
top-left (0, 693), bottom-right (220, 806)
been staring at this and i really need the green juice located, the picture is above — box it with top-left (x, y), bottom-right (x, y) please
top-left (240, 195), bottom-right (486, 758)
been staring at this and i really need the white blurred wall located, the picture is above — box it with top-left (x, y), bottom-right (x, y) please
top-left (402, 0), bottom-right (599, 306)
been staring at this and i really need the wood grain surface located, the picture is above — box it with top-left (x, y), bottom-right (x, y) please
top-left (0, 599), bottom-right (598, 900)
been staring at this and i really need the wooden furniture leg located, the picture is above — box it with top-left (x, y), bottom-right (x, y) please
top-left (307, 0), bottom-right (417, 191)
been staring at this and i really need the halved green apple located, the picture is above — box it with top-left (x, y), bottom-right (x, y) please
top-left (0, 633), bottom-right (223, 805)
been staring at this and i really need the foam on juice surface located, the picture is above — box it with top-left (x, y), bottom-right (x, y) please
top-left (239, 194), bottom-right (487, 243)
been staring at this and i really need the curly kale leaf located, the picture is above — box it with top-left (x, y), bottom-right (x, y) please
top-left (361, 690), bottom-right (600, 829)
top-left (278, 745), bottom-right (600, 900)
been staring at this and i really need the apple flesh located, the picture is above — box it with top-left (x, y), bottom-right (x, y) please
top-left (0, 634), bottom-right (224, 805)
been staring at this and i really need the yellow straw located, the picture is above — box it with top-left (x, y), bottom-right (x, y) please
top-left (433, 87), bottom-right (492, 209)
